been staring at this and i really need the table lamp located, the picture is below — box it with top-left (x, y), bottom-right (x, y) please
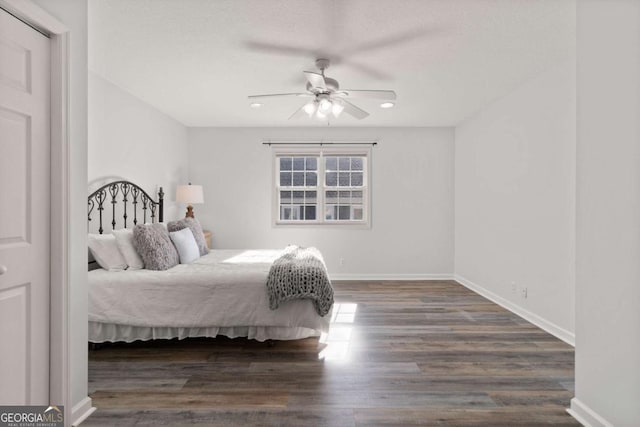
top-left (176, 183), bottom-right (204, 218)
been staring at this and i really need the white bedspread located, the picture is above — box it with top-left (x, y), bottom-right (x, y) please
top-left (88, 249), bottom-right (331, 341)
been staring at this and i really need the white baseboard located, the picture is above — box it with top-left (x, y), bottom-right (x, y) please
top-left (567, 398), bottom-right (614, 427)
top-left (330, 273), bottom-right (455, 281)
top-left (70, 396), bottom-right (96, 427)
top-left (454, 274), bottom-right (575, 346)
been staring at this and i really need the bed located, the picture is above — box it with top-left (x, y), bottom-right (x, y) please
top-left (87, 180), bottom-right (333, 343)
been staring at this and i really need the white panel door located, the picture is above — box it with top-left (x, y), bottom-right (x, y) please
top-left (0, 9), bottom-right (50, 405)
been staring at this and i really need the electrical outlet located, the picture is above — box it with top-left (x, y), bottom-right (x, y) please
top-left (339, 258), bottom-right (345, 266)
top-left (511, 281), bottom-right (517, 293)
top-left (522, 287), bottom-right (528, 299)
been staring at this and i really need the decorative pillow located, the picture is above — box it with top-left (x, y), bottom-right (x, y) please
top-left (132, 223), bottom-right (179, 271)
top-left (112, 229), bottom-right (144, 270)
top-left (167, 217), bottom-right (209, 256)
top-left (169, 227), bottom-right (200, 264)
top-left (146, 222), bottom-right (167, 230)
top-left (88, 234), bottom-right (127, 271)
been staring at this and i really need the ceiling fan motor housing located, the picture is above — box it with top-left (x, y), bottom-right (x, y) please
top-left (315, 58), bottom-right (331, 70)
top-left (306, 77), bottom-right (339, 93)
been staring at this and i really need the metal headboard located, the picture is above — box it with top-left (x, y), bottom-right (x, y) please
top-left (88, 180), bottom-right (164, 234)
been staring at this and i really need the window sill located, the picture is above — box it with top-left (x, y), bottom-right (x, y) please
top-left (274, 221), bottom-right (371, 229)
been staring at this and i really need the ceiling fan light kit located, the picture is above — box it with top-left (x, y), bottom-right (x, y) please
top-left (248, 58), bottom-right (396, 121)
top-left (303, 101), bottom-right (317, 116)
top-left (332, 100), bottom-right (345, 117)
top-left (318, 95), bottom-right (333, 114)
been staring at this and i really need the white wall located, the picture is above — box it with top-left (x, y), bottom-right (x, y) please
top-left (31, 0), bottom-right (89, 423)
top-left (188, 127), bottom-right (454, 278)
top-left (88, 71), bottom-right (189, 221)
top-left (454, 60), bottom-right (576, 343)
top-left (571, 1), bottom-right (640, 426)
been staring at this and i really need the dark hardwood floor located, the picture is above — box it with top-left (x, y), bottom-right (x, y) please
top-left (84, 280), bottom-right (578, 426)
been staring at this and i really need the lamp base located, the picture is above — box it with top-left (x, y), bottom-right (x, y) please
top-left (185, 205), bottom-right (195, 218)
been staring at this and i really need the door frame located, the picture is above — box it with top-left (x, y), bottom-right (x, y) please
top-left (0, 0), bottom-right (71, 418)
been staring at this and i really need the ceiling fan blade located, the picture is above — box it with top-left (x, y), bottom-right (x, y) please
top-left (340, 59), bottom-right (393, 80)
top-left (342, 27), bottom-right (436, 55)
top-left (341, 100), bottom-right (369, 120)
top-left (304, 71), bottom-right (327, 91)
top-left (248, 93), bottom-right (310, 100)
top-left (339, 90), bottom-right (397, 100)
top-left (244, 40), bottom-right (311, 57)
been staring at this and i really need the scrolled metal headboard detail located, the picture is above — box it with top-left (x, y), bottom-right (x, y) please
top-left (88, 180), bottom-right (164, 234)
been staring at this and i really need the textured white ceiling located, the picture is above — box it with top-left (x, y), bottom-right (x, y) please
top-left (88, 0), bottom-right (575, 127)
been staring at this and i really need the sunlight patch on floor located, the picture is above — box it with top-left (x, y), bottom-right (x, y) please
top-left (319, 303), bottom-right (358, 362)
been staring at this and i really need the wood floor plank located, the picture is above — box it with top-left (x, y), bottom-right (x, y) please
top-left (353, 407), bottom-right (578, 427)
top-left (84, 280), bottom-right (579, 426)
top-left (82, 408), bottom-right (356, 427)
top-left (90, 390), bottom-right (290, 409)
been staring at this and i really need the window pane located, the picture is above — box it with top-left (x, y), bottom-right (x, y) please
top-left (306, 157), bottom-right (317, 170)
top-left (351, 157), bottom-right (363, 171)
top-left (305, 191), bottom-right (317, 203)
top-left (306, 172), bottom-right (317, 186)
top-left (293, 191), bottom-right (304, 203)
top-left (351, 172), bottom-right (363, 186)
top-left (325, 205), bottom-right (337, 220)
top-left (339, 190), bottom-right (351, 201)
top-left (284, 206), bottom-right (300, 220)
top-left (280, 191), bottom-right (292, 203)
top-left (339, 172), bottom-right (350, 186)
top-left (353, 206), bottom-right (363, 220)
top-left (293, 205), bottom-right (303, 220)
top-left (326, 157), bottom-right (338, 171)
top-left (280, 157), bottom-right (292, 171)
top-left (326, 172), bottom-right (338, 186)
top-left (338, 205), bottom-right (351, 220)
top-left (351, 191), bottom-right (363, 204)
top-left (280, 172), bottom-right (292, 186)
top-left (325, 191), bottom-right (338, 203)
top-left (292, 172), bottom-right (305, 186)
top-left (304, 205), bottom-right (316, 220)
top-left (293, 157), bottom-right (305, 170)
top-left (281, 206), bottom-right (291, 220)
top-left (339, 157), bottom-right (350, 171)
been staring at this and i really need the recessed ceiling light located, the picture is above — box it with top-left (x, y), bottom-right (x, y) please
top-left (380, 102), bottom-right (395, 109)
top-left (250, 102), bottom-right (263, 108)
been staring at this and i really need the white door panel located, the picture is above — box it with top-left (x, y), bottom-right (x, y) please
top-left (0, 8), bottom-right (50, 405)
top-left (0, 107), bottom-right (30, 245)
top-left (0, 285), bottom-right (28, 402)
top-left (0, 37), bottom-right (32, 93)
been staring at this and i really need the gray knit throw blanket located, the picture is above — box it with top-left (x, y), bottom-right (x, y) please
top-left (266, 246), bottom-right (334, 317)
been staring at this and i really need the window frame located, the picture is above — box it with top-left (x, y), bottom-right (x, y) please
top-left (272, 145), bottom-right (372, 227)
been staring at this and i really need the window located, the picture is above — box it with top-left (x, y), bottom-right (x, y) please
top-left (274, 147), bottom-right (370, 225)
top-left (278, 156), bottom-right (319, 221)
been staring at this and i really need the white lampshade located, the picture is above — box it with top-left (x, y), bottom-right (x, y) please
top-left (318, 97), bottom-right (332, 114)
top-left (176, 184), bottom-right (204, 204)
top-left (331, 100), bottom-right (345, 117)
top-left (303, 101), bottom-right (318, 116)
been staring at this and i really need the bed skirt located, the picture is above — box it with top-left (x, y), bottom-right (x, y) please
top-left (88, 321), bottom-right (321, 343)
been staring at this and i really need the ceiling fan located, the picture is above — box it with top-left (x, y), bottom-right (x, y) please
top-left (247, 58), bottom-right (396, 120)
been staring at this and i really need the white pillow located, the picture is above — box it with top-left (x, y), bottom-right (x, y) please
top-left (88, 234), bottom-right (127, 271)
top-left (169, 227), bottom-right (200, 264)
top-left (112, 229), bottom-right (144, 270)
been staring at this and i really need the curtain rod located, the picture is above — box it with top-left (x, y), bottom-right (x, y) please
top-left (262, 141), bottom-right (377, 146)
